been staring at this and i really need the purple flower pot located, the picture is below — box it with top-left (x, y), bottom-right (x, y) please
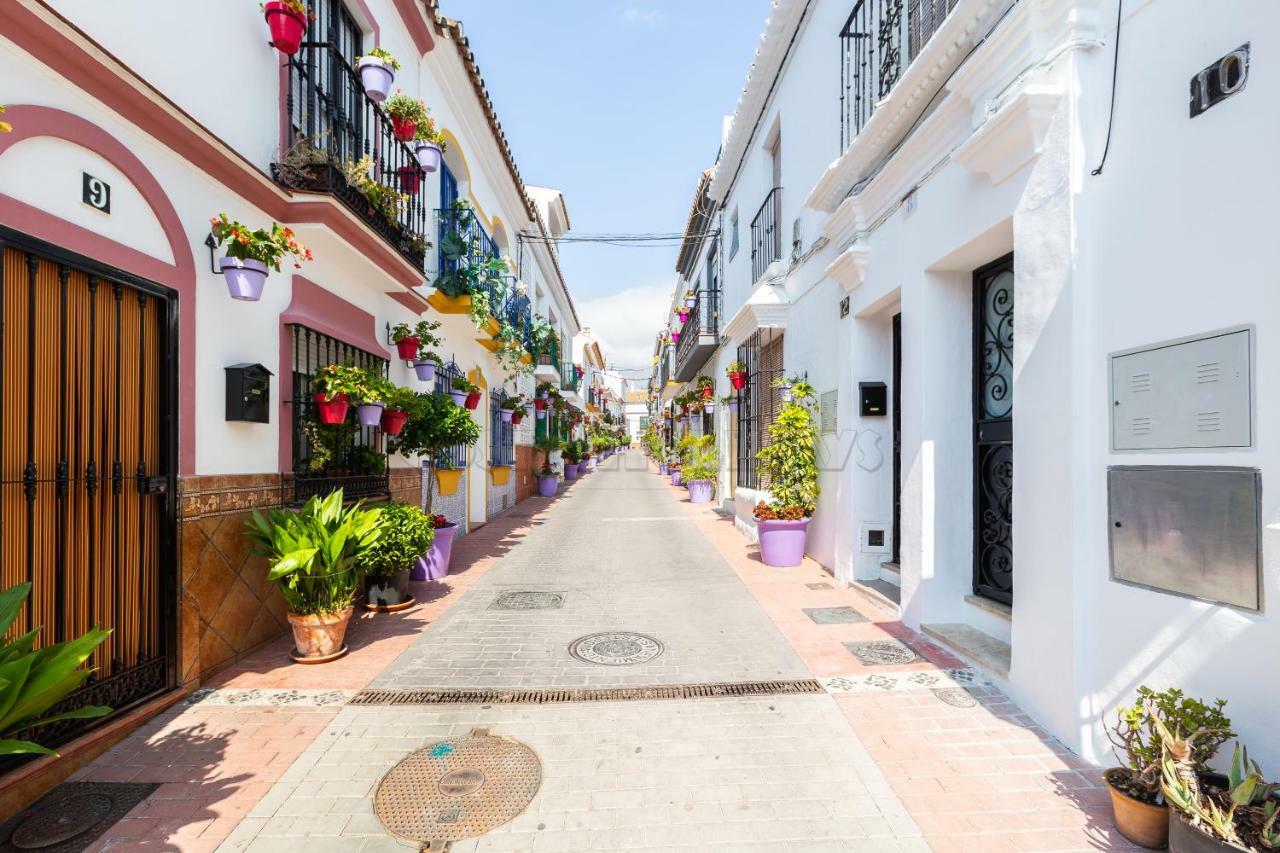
top-left (357, 403), bottom-right (384, 427)
top-left (413, 359), bottom-right (437, 383)
top-left (688, 480), bottom-right (713, 504)
top-left (536, 409), bottom-right (546, 420)
top-left (564, 462), bottom-right (579, 480)
top-left (415, 141), bottom-right (442, 173)
top-left (415, 522), bottom-right (458, 580)
top-left (659, 463), bottom-right (669, 475)
top-left (449, 390), bottom-right (468, 406)
top-left (220, 257), bottom-right (268, 301)
top-left (357, 58), bottom-right (395, 102)
top-left (756, 517), bottom-right (811, 568)
top-left (728, 399), bottom-right (739, 413)
top-left (500, 409), bottom-right (513, 423)
top-left (537, 474), bottom-right (557, 497)
top-left (671, 470), bottom-right (682, 486)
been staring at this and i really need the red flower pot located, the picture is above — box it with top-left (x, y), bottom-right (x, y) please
top-left (729, 371), bottom-right (747, 390)
top-left (464, 390), bottom-right (481, 410)
top-left (394, 337), bottom-right (420, 360)
top-left (264, 1), bottom-right (308, 55)
top-left (391, 116), bottom-right (417, 143)
top-left (512, 413), bottom-right (524, 425)
top-left (381, 409), bottom-right (409, 436)
top-left (314, 393), bottom-right (350, 425)
top-left (534, 399), bottom-right (547, 411)
top-left (701, 386), bottom-right (714, 400)
top-left (397, 166), bottom-right (421, 196)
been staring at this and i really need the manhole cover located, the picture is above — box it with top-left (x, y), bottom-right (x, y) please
top-left (0, 782), bottom-right (157, 853)
top-left (802, 607), bottom-right (868, 625)
top-left (9, 794), bottom-right (112, 849)
top-left (805, 582), bottom-right (833, 590)
top-left (932, 687), bottom-right (978, 708)
top-left (489, 591), bottom-right (564, 610)
top-left (844, 639), bottom-right (922, 666)
top-left (568, 632), bottom-right (663, 666)
top-left (374, 727), bottom-right (541, 844)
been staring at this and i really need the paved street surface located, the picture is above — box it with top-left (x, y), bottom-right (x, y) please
top-left (73, 454), bottom-right (1133, 851)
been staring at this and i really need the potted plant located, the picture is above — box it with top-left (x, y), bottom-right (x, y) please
top-left (384, 91), bottom-right (428, 142)
top-left (387, 391), bottom-right (481, 511)
top-left (391, 318), bottom-right (441, 362)
top-left (380, 384), bottom-right (419, 437)
top-left (263, 0), bottom-right (313, 56)
top-left (311, 364), bottom-right (364, 425)
top-left (776, 375), bottom-right (799, 402)
top-left (562, 440), bottom-right (582, 480)
top-left (355, 47), bottom-right (398, 103)
top-left (357, 502), bottom-right (432, 610)
top-left (671, 328), bottom-right (681, 344)
top-left (678, 307), bottom-right (689, 324)
top-left (354, 369), bottom-right (392, 427)
top-left (668, 454), bottom-right (682, 486)
top-left (721, 393), bottom-right (738, 414)
top-left (421, 513), bottom-right (457, 579)
top-left (412, 350), bottom-right (440, 383)
top-left (209, 214), bottom-right (313, 301)
top-left (244, 489), bottom-right (384, 663)
top-left (727, 360), bottom-right (748, 390)
top-left (696, 376), bottom-right (715, 400)
top-left (413, 119), bottom-right (447, 174)
top-left (754, 380), bottom-right (819, 567)
top-left (448, 375), bottom-right (471, 407)
top-left (500, 395), bottom-right (522, 423)
top-left (534, 435), bottom-right (562, 497)
top-left (684, 289), bottom-right (697, 308)
top-left (681, 435), bottom-right (717, 504)
top-left (343, 156), bottom-right (407, 225)
top-left (1104, 687), bottom-right (1234, 848)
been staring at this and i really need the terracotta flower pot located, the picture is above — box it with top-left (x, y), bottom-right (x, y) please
top-left (287, 608), bottom-right (352, 662)
top-left (1103, 769), bottom-right (1168, 849)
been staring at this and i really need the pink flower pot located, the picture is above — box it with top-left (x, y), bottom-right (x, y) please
top-left (756, 517), bottom-right (810, 568)
top-left (415, 522), bottom-right (457, 580)
top-left (538, 474), bottom-right (557, 497)
top-left (687, 480), bottom-right (713, 504)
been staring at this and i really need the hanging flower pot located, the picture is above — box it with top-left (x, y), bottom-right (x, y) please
top-left (728, 398), bottom-right (739, 413)
top-left (536, 409), bottom-right (546, 420)
top-left (701, 385), bottom-right (714, 400)
top-left (356, 56), bottom-right (395, 103)
top-left (394, 336), bottom-right (420, 361)
top-left (512, 412), bottom-right (524, 425)
top-left (464, 391), bottom-right (481, 410)
top-left (390, 116), bottom-right (417, 143)
top-left (705, 401), bottom-right (716, 413)
top-left (678, 310), bottom-right (689, 324)
top-left (729, 371), bottom-right (747, 390)
top-left (397, 166), bottom-right (421, 196)
top-left (264, 1), bottom-right (309, 56)
top-left (414, 141), bottom-right (442, 173)
top-left (314, 393), bottom-right (350, 425)
top-left (781, 385), bottom-right (795, 403)
top-left (671, 330), bottom-right (681, 343)
top-left (448, 389), bottom-right (468, 406)
top-left (357, 402), bottom-right (384, 427)
top-left (534, 398), bottom-right (547, 411)
top-left (219, 257), bottom-right (269, 302)
top-left (413, 357), bottom-right (438, 383)
top-left (381, 408), bottom-right (409, 436)
top-left (500, 409), bottom-right (514, 423)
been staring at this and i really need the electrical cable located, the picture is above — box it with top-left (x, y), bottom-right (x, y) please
top-left (1091, 0), bottom-right (1123, 176)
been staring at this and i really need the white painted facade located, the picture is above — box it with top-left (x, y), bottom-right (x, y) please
top-left (653, 0), bottom-right (1280, 770)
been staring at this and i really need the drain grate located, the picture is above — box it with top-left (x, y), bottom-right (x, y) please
top-left (0, 782), bottom-right (158, 853)
top-left (350, 679), bottom-right (824, 706)
top-left (489, 591), bottom-right (564, 610)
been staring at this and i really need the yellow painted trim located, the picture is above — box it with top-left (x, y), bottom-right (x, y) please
top-left (428, 292), bottom-right (472, 314)
top-left (490, 465), bottom-right (512, 486)
top-left (477, 337), bottom-right (502, 353)
top-left (435, 468), bottom-right (462, 495)
top-left (438, 129), bottom-right (496, 234)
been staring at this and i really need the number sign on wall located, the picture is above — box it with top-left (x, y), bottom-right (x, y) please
top-left (1190, 44), bottom-right (1249, 118)
top-left (82, 172), bottom-right (111, 213)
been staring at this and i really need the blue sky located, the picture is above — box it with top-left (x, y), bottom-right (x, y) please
top-left (445, 0), bottom-right (772, 375)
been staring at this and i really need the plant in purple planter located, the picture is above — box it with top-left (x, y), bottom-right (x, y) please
top-left (209, 214), bottom-right (313, 301)
top-left (419, 513), bottom-right (458, 580)
top-left (535, 434), bottom-right (562, 497)
top-left (355, 47), bottom-right (399, 103)
top-left (753, 380), bottom-right (819, 567)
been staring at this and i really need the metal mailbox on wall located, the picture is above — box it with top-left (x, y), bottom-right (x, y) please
top-left (1110, 327), bottom-right (1252, 451)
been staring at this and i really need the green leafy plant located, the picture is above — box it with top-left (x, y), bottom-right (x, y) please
top-left (357, 46), bottom-right (400, 71)
top-left (356, 502), bottom-right (434, 583)
top-left (1160, 730), bottom-right (1278, 849)
top-left (695, 376), bottom-right (715, 393)
top-left (344, 156), bottom-right (407, 224)
top-left (311, 364), bottom-right (366, 401)
top-left (1105, 686), bottom-right (1234, 803)
top-left (534, 434), bottom-right (562, 476)
top-left (756, 380), bottom-right (819, 517)
top-left (726, 360), bottom-right (746, 375)
top-left (383, 384), bottom-right (421, 416)
top-left (384, 91), bottom-right (428, 124)
top-left (351, 368), bottom-right (393, 405)
top-left (500, 394), bottom-right (525, 411)
top-left (0, 584), bottom-right (111, 756)
top-left (209, 214), bottom-right (313, 271)
top-left (391, 319), bottom-right (443, 352)
top-left (680, 434), bottom-right (718, 484)
top-left (451, 375), bottom-right (478, 394)
top-left (387, 392), bottom-right (482, 509)
top-left (562, 440), bottom-right (583, 464)
top-left (244, 490), bottom-right (384, 616)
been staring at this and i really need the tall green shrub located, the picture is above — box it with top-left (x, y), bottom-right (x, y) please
top-left (756, 381), bottom-right (819, 515)
top-left (356, 503), bottom-right (435, 582)
top-left (387, 391), bottom-right (482, 510)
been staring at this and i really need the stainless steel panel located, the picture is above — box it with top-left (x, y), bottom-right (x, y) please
top-left (1108, 466), bottom-right (1261, 611)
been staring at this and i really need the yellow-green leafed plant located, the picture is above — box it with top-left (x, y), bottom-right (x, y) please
top-left (756, 380), bottom-right (820, 516)
top-left (244, 489), bottom-right (385, 616)
top-left (0, 105), bottom-right (11, 134)
top-left (0, 583), bottom-right (111, 755)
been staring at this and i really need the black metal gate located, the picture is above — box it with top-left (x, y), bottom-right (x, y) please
top-left (892, 312), bottom-right (902, 565)
top-left (736, 329), bottom-right (784, 490)
top-left (0, 227), bottom-right (178, 755)
top-left (972, 254), bottom-right (1014, 605)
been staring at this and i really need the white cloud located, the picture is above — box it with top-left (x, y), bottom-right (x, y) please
top-left (578, 280), bottom-right (673, 379)
top-left (620, 6), bottom-right (664, 25)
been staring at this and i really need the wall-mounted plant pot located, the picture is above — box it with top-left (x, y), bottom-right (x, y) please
top-left (684, 296), bottom-right (697, 308)
top-left (490, 465), bottom-right (512, 486)
top-left (1102, 770), bottom-right (1168, 849)
top-left (220, 257), bottom-right (269, 301)
top-left (287, 607), bottom-right (352, 663)
top-left (414, 141), bottom-right (442, 173)
top-left (390, 116), bottom-right (417, 143)
top-left (381, 408), bottom-right (409, 436)
top-left (704, 402), bottom-right (716, 414)
top-left (659, 462), bottom-right (669, 475)
top-left (500, 409), bottom-right (514, 423)
top-left (756, 517), bottom-right (811, 568)
top-left (688, 480), bottom-right (713, 504)
top-left (512, 413), bottom-right (524, 426)
top-left (701, 386), bottom-right (714, 399)
top-left (671, 331), bottom-right (681, 343)
top-left (464, 391), bottom-right (481, 410)
top-left (448, 390), bottom-right (468, 406)
top-left (536, 409), bottom-right (546, 420)
top-left (356, 56), bottom-right (395, 103)
top-left (357, 402), bottom-right (384, 427)
top-left (264, 1), bottom-right (308, 56)
top-left (394, 336), bottom-right (420, 361)
top-left (534, 399), bottom-right (547, 411)
top-left (671, 470), bottom-right (682, 486)
top-left (435, 468), bottom-right (462, 496)
top-left (537, 474), bottom-right (558, 497)
top-left (678, 310), bottom-right (689, 324)
top-left (413, 358), bottom-right (437, 383)
top-left (729, 372), bottom-right (747, 390)
top-left (314, 393), bottom-right (350, 425)
top-left (418, 523), bottom-right (457, 579)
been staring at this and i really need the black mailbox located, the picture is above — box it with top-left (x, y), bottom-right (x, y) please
top-left (858, 381), bottom-right (888, 417)
top-left (226, 363), bottom-right (273, 423)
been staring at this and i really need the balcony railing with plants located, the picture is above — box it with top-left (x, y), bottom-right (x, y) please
top-left (675, 285), bottom-right (722, 376)
top-left (750, 187), bottom-right (782, 283)
top-left (274, 42), bottom-right (431, 269)
top-left (560, 362), bottom-right (581, 394)
top-left (839, 0), bottom-right (959, 150)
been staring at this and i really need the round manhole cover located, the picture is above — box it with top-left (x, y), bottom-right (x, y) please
top-left (568, 632), bottom-right (663, 665)
top-left (932, 687), bottom-right (978, 708)
top-left (10, 793), bottom-right (113, 849)
top-left (374, 728), bottom-right (541, 843)
top-left (851, 640), bottom-right (919, 666)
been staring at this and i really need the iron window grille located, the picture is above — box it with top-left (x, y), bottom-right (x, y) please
top-left (274, 0), bottom-right (430, 270)
top-left (736, 329), bottom-right (785, 490)
top-left (436, 205), bottom-right (499, 281)
top-left (750, 187), bottom-right (783, 284)
top-left (489, 388), bottom-right (515, 467)
top-left (288, 324), bottom-right (390, 502)
top-left (432, 358), bottom-right (468, 470)
top-left (729, 210), bottom-right (740, 260)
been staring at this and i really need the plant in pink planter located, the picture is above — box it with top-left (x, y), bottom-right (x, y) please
top-left (210, 214), bottom-right (312, 301)
top-left (753, 380), bottom-right (819, 568)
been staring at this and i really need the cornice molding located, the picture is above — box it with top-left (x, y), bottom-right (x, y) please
top-left (722, 282), bottom-right (792, 345)
top-left (824, 243), bottom-right (872, 294)
top-left (952, 86), bottom-right (1061, 185)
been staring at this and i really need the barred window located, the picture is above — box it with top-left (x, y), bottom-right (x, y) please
top-left (489, 388), bottom-right (515, 466)
top-left (736, 329), bottom-right (784, 490)
top-left (432, 359), bottom-right (468, 470)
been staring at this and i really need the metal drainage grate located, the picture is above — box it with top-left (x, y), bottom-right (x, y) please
top-left (350, 679), bottom-right (824, 707)
top-left (488, 591), bottom-right (564, 611)
top-left (374, 727), bottom-right (541, 845)
top-left (932, 686), bottom-right (978, 708)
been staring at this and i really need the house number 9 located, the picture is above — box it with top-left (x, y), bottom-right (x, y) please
top-left (82, 172), bottom-right (111, 213)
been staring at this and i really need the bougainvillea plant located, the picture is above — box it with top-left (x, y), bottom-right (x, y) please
top-left (209, 214), bottom-right (313, 271)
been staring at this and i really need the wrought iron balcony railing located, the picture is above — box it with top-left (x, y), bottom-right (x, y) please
top-left (750, 187), bottom-right (782, 283)
top-left (675, 286), bottom-right (721, 377)
top-left (275, 40), bottom-right (430, 270)
top-left (436, 206), bottom-right (499, 280)
top-left (560, 362), bottom-right (580, 393)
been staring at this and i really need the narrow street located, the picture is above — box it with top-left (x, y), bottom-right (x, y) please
top-left (72, 458), bottom-right (1127, 852)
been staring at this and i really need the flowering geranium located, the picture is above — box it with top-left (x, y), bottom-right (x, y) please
top-left (430, 514), bottom-right (450, 529)
top-left (209, 214), bottom-right (313, 271)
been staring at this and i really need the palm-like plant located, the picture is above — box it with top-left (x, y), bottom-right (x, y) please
top-left (535, 434), bottom-right (562, 475)
top-left (0, 583), bottom-right (111, 755)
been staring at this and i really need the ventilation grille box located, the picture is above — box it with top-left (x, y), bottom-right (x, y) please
top-left (1110, 328), bottom-right (1252, 451)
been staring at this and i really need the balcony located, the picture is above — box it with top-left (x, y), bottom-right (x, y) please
top-left (673, 287), bottom-right (721, 382)
top-left (532, 336), bottom-right (560, 383)
top-left (750, 187), bottom-right (782, 283)
top-left (560, 361), bottom-right (581, 394)
top-left (273, 41), bottom-right (430, 270)
top-left (839, 0), bottom-right (958, 150)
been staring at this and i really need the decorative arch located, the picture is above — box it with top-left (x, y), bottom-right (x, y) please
top-left (438, 129), bottom-right (496, 230)
top-left (0, 105), bottom-right (198, 474)
top-left (490, 217), bottom-right (510, 258)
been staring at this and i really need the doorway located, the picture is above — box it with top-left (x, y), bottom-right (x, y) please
top-left (972, 254), bottom-right (1014, 605)
top-left (891, 312), bottom-right (901, 566)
